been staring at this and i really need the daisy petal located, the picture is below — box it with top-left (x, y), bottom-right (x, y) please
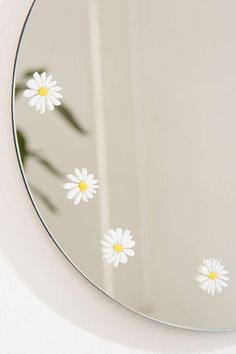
top-left (82, 168), bottom-right (88, 178)
top-left (27, 79), bottom-right (39, 90)
top-left (215, 279), bottom-right (222, 293)
top-left (102, 247), bottom-right (114, 253)
top-left (82, 193), bottom-right (88, 202)
top-left (87, 174), bottom-right (94, 182)
top-left (86, 191), bottom-right (94, 199)
top-left (198, 265), bottom-right (210, 276)
top-left (217, 278), bottom-right (228, 288)
top-left (89, 189), bottom-right (97, 194)
top-left (101, 241), bottom-right (113, 248)
top-left (123, 240), bottom-right (135, 248)
top-left (23, 89), bottom-right (37, 98)
top-left (33, 72), bottom-right (42, 87)
top-left (67, 188), bottom-right (79, 200)
top-left (195, 275), bottom-right (208, 282)
top-left (113, 254), bottom-right (120, 268)
top-left (29, 94), bottom-right (40, 107)
top-left (50, 86), bottom-right (62, 92)
top-left (212, 258), bottom-right (217, 272)
top-left (209, 282), bottom-right (215, 296)
top-left (41, 72), bottom-right (47, 83)
top-left (66, 174), bottom-right (78, 183)
top-left (40, 97), bottom-right (46, 114)
top-left (74, 168), bottom-right (83, 180)
top-left (45, 74), bottom-right (52, 86)
top-left (124, 249), bottom-right (135, 257)
top-left (120, 252), bottom-right (128, 264)
top-left (200, 279), bottom-right (211, 291)
top-left (218, 269), bottom-right (229, 275)
top-left (103, 252), bottom-right (115, 260)
top-left (36, 96), bottom-right (43, 111)
top-left (108, 253), bottom-right (117, 265)
top-left (74, 192), bottom-right (82, 205)
top-left (218, 274), bottom-right (229, 281)
top-left (50, 91), bottom-right (63, 99)
top-left (63, 183), bottom-right (77, 190)
top-left (90, 185), bottom-right (99, 189)
top-left (48, 95), bottom-right (61, 106)
top-left (47, 80), bottom-right (57, 89)
top-left (104, 234), bottom-right (115, 245)
top-left (46, 96), bottom-right (55, 111)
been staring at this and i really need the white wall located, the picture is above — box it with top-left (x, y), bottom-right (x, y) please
top-left (0, 252), bottom-right (144, 354)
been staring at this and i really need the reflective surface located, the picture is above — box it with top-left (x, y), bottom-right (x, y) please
top-left (14, 0), bottom-right (236, 330)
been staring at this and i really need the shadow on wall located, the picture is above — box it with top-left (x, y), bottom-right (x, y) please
top-left (15, 68), bottom-right (88, 212)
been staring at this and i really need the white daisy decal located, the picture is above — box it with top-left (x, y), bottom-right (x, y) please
top-left (63, 168), bottom-right (98, 205)
top-left (23, 72), bottom-right (63, 114)
top-left (101, 228), bottom-right (135, 268)
top-left (195, 258), bottom-right (229, 296)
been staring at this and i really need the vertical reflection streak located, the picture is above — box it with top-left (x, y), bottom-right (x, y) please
top-left (88, 0), bottom-right (114, 294)
top-left (128, 0), bottom-right (152, 313)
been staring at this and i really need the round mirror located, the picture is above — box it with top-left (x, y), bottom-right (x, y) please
top-left (13, 0), bottom-right (236, 330)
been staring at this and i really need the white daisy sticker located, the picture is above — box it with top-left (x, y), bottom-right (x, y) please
top-left (101, 228), bottom-right (135, 268)
top-left (63, 168), bottom-right (99, 205)
top-left (195, 258), bottom-right (229, 296)
top-left (23, 72), bottom-right (63, 114)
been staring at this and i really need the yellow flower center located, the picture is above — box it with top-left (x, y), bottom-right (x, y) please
top-left (38, 87), bottom-right (49, 97)
top-left (209, 272), bottom-right (217, 280)
top-left (79, 181), bottom-right (88, 192)
top-left (113, 244), bottom-right (123, 253)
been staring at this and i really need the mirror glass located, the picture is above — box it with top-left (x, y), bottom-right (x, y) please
top-left (14, 0), bottom-right (236, 330)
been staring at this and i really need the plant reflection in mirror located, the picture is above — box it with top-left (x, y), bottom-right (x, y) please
top-left (15, 68), bottom-right (88, 212)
